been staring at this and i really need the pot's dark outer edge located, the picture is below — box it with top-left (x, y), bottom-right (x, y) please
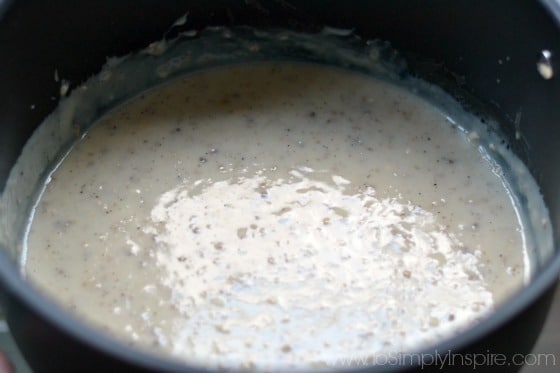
top-left (1, 1), bottom-right (560, 372)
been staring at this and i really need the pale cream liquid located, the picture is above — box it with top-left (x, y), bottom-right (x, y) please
top-left (24, 63), bottom-right (526, 370)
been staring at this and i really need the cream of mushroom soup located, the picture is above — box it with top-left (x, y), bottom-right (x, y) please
top-left (19, 61), bottom-right (545, 370)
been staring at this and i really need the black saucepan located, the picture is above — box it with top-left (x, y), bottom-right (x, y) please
top-left (1, 1), bottom-right (560, 372)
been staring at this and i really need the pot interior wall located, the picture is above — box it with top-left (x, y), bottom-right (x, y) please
top-left (1, 0), bottom-right (560, 242)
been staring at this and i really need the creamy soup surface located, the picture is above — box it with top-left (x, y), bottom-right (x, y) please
top-left (24, 63), bottom-right (527, 370)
